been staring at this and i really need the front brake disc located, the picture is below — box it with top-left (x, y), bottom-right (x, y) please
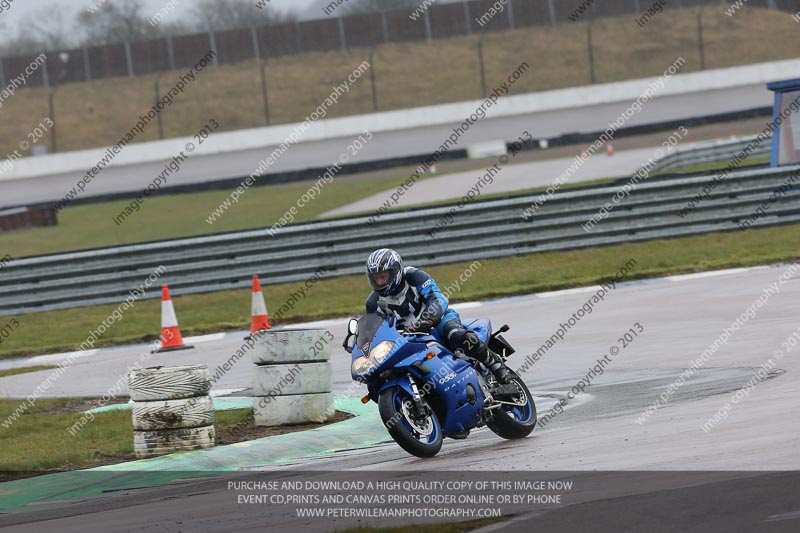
top-left (400, 400), bottom-right (433, 436)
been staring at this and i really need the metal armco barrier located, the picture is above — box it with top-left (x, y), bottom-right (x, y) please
top-left (650, 135), bottom-right (771, 173)
top-left (1, 165), bottom-right (799, 315)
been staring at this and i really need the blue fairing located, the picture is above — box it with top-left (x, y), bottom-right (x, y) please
top-left (351, 316), bottom-right (490, 437)
top-left (461, 318), bottom-right (492, 344)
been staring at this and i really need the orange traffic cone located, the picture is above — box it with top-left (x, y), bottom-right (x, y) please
top-left (248, 275), bottom-right (271, 338)
top-left (606, 141), bottom-right (614, 156)
top-left (154, 284), bottom-right (194, 353)
top-left (430, 162), bottom-right (437, 174)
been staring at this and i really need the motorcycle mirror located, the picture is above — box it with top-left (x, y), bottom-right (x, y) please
top-left (343, 336), bottom-right (353, 354)
top-left (348, 318), bottom-right (358, 335)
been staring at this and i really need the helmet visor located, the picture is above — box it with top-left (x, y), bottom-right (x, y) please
top-left (371, 271), bottom-right (392, 289)
top-left (368, 263), bottom-right (401, 292)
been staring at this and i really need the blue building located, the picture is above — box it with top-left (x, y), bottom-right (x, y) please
top-left (767, 78), bottom-right (800, 167)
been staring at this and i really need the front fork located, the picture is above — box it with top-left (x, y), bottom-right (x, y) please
top-left (407, 375), bottom-right (430, 417)
top-left (376, 373), bottom-right (430, 416)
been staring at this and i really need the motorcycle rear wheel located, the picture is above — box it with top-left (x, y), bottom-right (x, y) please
top-left (486, 371), bottom-right (536, 439)
top-left (378, 386), bottom-right (443, 458)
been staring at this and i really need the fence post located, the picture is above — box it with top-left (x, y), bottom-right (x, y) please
top-left (42, 58), bottom-right (51, 89)
top-left (48, 90), bottom-right (57, 153)
top-left (697, 8), bottom-right (706, 70)
top-left (478, 35), bottom-right (487, 98)
top-left (587, 22), bottom-right (596, 84)
top-left (634, 0), bottom-right (641, 15)
top-left (208, 31), bottom-right (219, 65)
top-left (166, 35), bottom-right (176, 71)
top-left (463, 1), bottom-right (472, 34)
top-left (381, 11), bottom-right (390, 43)
top-left (767, 0), bottom-right (776, 10)
top-left (507, 0), bottom-right (515, 29)
top-left (251, 27), bottom-right (261, 60)
top-left (295, 21), bottom-right (304, 54)
top-left (0, 58), bottom-right (5, 88)
top-left (547, 0), bottom-right (557, 27)
top-left (424, 10), bottom-right (433, 41)
top-left (124, 41), bottom-right (135, 77)
top-left (154, 78), bottom-right (165, 139)
top-left (260, 61), bottom-right (270, 126)
top-left (369, 47), bottom-right (378, 112)
top-left (338, 17), bottom-right (347, 50)
top-left (82, 47), bottom-right (92, 81)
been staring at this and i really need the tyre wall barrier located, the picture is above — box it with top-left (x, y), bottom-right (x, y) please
top-left (251, 329), bottom-right (334, 426)
top-left (128, 364), bottom-right (215, 458)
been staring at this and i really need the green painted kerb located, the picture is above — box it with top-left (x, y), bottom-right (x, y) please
top-left (0, 397), bottom-right (388, 514)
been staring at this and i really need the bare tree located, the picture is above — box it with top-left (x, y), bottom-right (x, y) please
top-left (0, 34), bottom-right (49, 56)
top-left (21, 5), bottom-right (76, 50)
top-left (0, 3), bottom-right (75, 56)
top-left (193, 0), bottom-right (294, 31)
top-left (77, 0), bottom-right (151, 45)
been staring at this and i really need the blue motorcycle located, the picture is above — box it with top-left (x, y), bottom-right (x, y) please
top-left (342, 311), bottom-right (536, 457)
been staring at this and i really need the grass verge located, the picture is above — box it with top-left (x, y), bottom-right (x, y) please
top-left (2, 224), bottom-right (798, 360)
top-left (0, 171), bottom-right (435, 258)
top-left (0, 366), bottom-right (57, 378)
top-left (0, 399), bottom-right (350, 479)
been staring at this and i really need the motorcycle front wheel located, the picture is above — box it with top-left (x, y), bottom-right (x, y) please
top-left (486, 370), bottom-right (536, 439)
top-left (378, 386), bottom-right (443, 458)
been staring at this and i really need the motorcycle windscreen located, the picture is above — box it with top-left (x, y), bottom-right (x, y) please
top-left (355, 314), bottom-right (384, 354)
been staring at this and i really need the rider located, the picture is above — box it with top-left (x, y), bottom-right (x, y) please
top-left (365, 248), bottom-right (512, 383)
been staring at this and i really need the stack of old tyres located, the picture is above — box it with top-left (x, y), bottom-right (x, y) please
top-left (251, 329), bottom-right (333, 426)
top-left (128, 365), bottom-right (215, 458)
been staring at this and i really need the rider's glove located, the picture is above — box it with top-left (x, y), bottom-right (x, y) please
top-left (409, 319), bottom-right (434, 333)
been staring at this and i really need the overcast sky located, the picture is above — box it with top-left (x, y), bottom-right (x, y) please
top-left (0, 0), bottom-right (320, 31)
top-left (0, 0), bottom-right (461, 47)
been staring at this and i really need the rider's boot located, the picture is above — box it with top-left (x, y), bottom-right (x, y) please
top-left (465, 331), bottom-right (513, 384)
top-left (449, 429), bottom-right (470, 440)
top-left (485, 352), bottom-right (513, 384)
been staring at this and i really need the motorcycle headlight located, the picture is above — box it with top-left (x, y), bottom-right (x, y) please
top-left (352, 356), bottom-right (376, 376)
top-left (369, 341), bottom-right (395, 364)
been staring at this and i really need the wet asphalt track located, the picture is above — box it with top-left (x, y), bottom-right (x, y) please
top-left (1, 264), bottom-right (799, 531)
